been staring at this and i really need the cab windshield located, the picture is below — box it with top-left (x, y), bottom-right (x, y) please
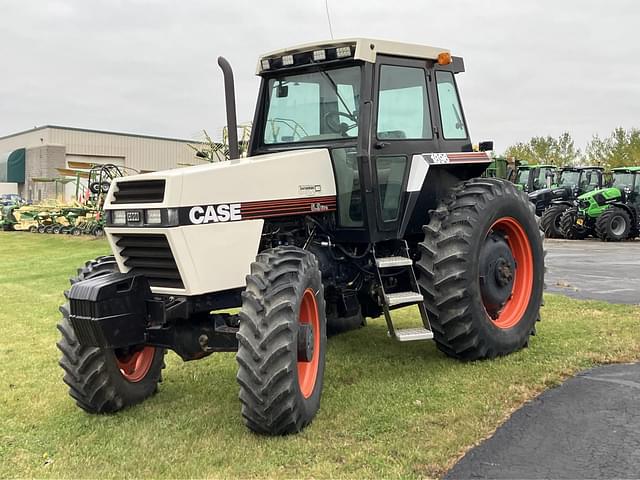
top-left (515, 169), bottom-right (530, 186)
top-left (262, 66), bottom-right (361, 144)
top-left (558, 170), bottom-right (580, 187)
top-left (612, 172), bottom-right (634, 189)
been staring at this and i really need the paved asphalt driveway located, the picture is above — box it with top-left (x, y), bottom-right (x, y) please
top-left (446, 363), bottom-right (640, 479)
top-left (544, 238), bottom-right (640, 304)
top-left (446, 238), bottom-right (640, 479)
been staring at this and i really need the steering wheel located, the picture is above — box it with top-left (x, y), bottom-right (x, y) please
top-left (268, 118), bottom-right (308, 142)
top-left (324, 111), bottom-right (358, 135)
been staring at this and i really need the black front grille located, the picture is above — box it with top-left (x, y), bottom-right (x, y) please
top-left (113, 180), bottom-right (166, 204)
top-left (115, 234), bottom-right (184, 289)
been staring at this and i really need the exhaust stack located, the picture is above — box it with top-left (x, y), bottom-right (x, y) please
top-left (217, 56), bottom-right (239, 160)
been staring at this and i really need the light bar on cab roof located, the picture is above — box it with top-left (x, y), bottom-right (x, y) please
top-left (258, 44), bottom-right (356, 73)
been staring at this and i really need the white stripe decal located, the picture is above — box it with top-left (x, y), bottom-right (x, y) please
top-left (407, 155), bottom-right (430, 192)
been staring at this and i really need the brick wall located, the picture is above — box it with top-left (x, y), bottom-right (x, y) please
top-left (19, 145), bottom-right (66, 201)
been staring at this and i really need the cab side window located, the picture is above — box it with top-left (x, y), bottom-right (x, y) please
top-left (586, 172), bottom-right (600, 191)
top-left (435, 71), bottom-right (467, 140)
top-left (377, 65), bottom-right (432, 140)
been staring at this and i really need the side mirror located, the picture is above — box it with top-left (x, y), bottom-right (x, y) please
top-left (479, 140), bottom-right (494, 152)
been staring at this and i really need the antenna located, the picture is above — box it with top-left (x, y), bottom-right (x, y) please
top-left (324, 0), bottom-right (334, 39)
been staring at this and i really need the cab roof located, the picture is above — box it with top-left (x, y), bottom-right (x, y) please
top-left (257, 38), bottom-right (451, 74)
top-left (519, 164), bottom-right (556, 169)
top-left (563, 166), bottom-right (604, 170)
top-left (612, 166), bottom-right (640, 172)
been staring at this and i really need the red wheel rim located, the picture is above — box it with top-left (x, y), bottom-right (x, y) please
top-left (297, 288), bottom-right (320, 399)
top-left (115, 346), bottom-right (155, 382)
top-left (485, 217), bottom-right (534, 329)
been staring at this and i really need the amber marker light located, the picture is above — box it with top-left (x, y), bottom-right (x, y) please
top-left (437, 52), bottom-right (452, 65)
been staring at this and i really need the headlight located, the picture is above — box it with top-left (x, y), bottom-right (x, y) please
top-left (312, 49), bottom-right (326, 61)
top-left (112, 210), bottom-right (126, 225)
top-left (336, 46), bottom-right (351, 58)
top-left (146, 209), bottom-right (162, 224)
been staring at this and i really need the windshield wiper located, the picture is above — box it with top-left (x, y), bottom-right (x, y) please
top-left (320, 70), bottom-right (356, 119)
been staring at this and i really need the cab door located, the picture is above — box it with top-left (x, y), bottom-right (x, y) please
top-left (369, 56), bottom-right (439, 239)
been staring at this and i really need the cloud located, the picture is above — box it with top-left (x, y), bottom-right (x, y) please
top-left (1, 0), bottom-right (638, 151)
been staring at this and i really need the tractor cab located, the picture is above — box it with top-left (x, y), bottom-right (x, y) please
top-left (247, 39), bottom-right (492, 243)
top-left (512, 164), bottom-right (557, 192)
top-left (557, 166), bottom-right (603, 194)
top-left (610, 167), bottom-right (640, 201)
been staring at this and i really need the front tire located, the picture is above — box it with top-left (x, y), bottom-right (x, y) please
top-left (57, 256), bottom-right (165, 413)
top-left (236, 246), bottom-right (327, 435)
top-left (595, 207), bottom-right (631, 241)
top-left (559, 207), bottom-right (589, 239)
top-left (416, 178), bottom-right (544, 361)
top-left (540, 204), bottom-right (568, 238)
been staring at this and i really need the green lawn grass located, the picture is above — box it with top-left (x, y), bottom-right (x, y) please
top-left (1, 231), bottom-right (639, 479)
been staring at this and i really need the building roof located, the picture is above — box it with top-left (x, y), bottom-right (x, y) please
top-left (0, 125), bottom-right (200, 144)
top-left (258, 38), bottom-right (450, 72)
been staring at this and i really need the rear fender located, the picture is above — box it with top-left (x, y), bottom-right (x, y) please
top-left (550, 200), bottom-right (574, 208)
top-left (610, 202), bottom-right (637, 221)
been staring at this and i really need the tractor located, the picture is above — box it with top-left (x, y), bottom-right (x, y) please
top-left (57, 38), bottom-right (545, 435)
top-left (536, 166), bottom-right (604, 238)
top-left (508, 164), bottom-right (557, 193)
top-left (560, 167), bottom-right (640, 241)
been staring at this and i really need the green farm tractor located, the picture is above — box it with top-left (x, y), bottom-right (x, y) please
top-left (508, 164), bottom-right (557, 193)
top-left (536, 166), bottom-right (604, 237)
top-left (483, 156), bottom-right (508, 179)
top-left (560, 167), bottom-right (640, 241)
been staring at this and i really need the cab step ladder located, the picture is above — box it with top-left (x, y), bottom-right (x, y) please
top-left (373, 241), bottom-right (434, 342)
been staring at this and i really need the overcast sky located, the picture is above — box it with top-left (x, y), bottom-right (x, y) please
top-left (1, 0), bottom-right (639, 152)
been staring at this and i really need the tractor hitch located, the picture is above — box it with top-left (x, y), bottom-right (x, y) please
top-left (68, 272), bottom-right (238, 360)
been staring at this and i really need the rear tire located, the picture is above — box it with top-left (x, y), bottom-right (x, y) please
top-left (559, 207), bottom-right (589, 239)
top-left (57, 256), bottom-right (165, 413)
top-left (236, 246), bottom-right (326, 435)
top-left (595, 207), bottom-right (631, 241)
top-left (540, 204), bottom-right (568, 239)
top-left (416, 178), bottom-right (544, 361)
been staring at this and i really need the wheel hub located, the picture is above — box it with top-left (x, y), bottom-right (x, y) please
top-left (480, 232), bottom-right (516, 318)
top-left (611, 216), bottom-right (626, 236)
top-left (495, 258), bottom-right (514, 286)
top-left (297, 323), bottom-right (314, 362)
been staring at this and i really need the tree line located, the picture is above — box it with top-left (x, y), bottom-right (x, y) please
top-left (503, 127), bottom-right (640, 168)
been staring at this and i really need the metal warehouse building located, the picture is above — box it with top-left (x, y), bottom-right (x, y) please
top-left (0, 125), bottom-right (207, 202)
